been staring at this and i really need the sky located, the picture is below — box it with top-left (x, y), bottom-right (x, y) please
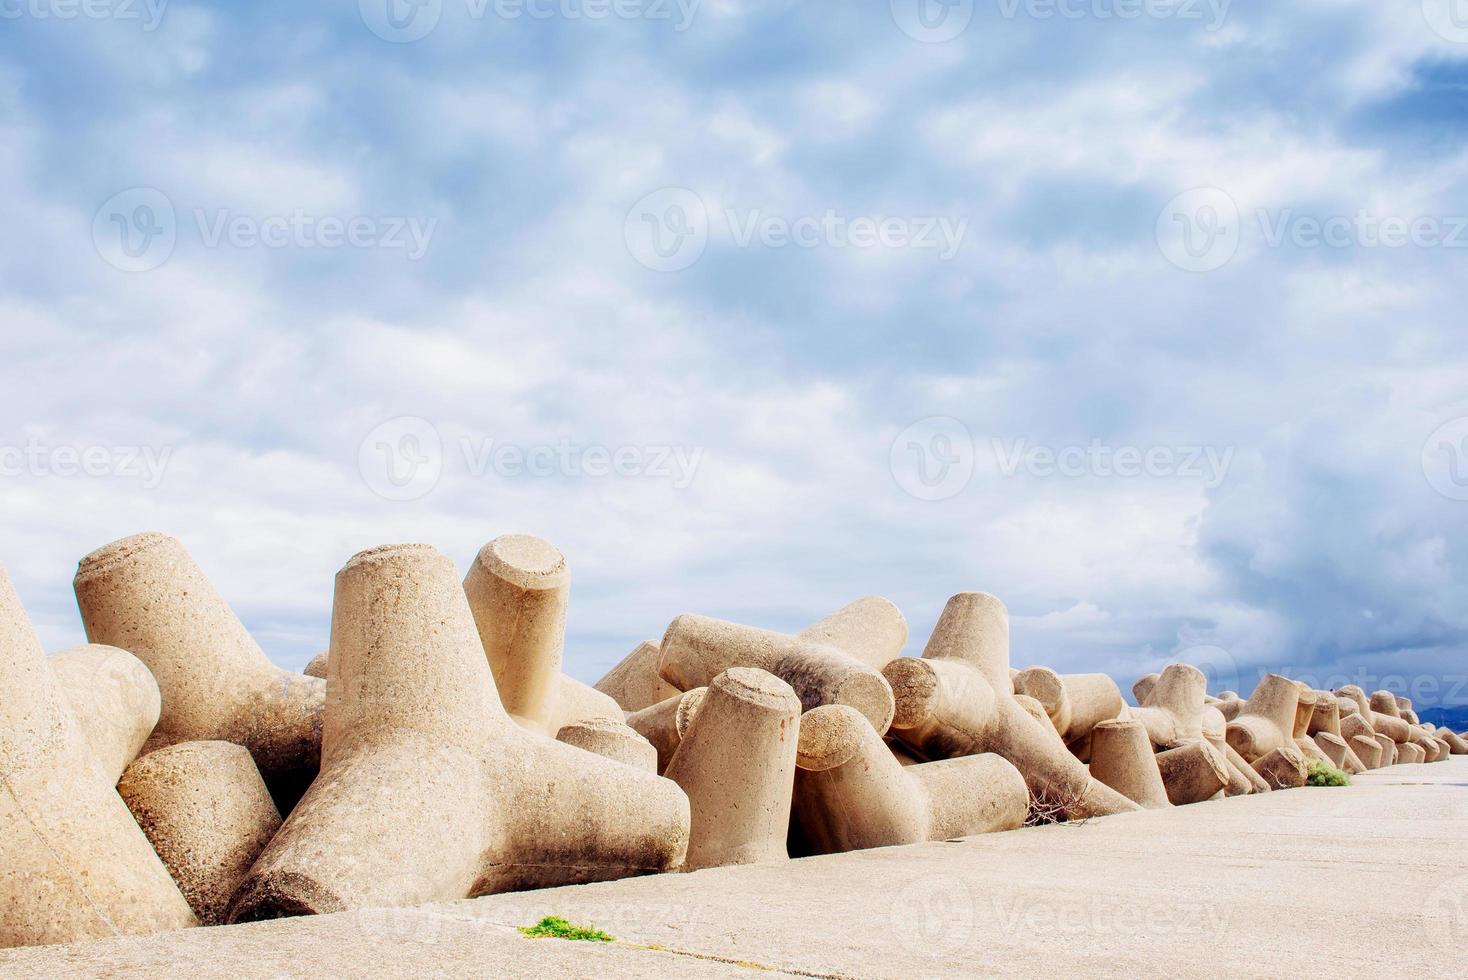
top-left (2, 1), bottom-right (1466, 707)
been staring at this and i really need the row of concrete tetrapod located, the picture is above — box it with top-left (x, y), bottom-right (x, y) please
top-left (2, 532), bottom-right (1464, 950)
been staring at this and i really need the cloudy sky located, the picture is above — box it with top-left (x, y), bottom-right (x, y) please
top-left (2, 1), bottom-right (1466, 706)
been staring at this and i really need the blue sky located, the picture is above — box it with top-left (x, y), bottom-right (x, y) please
top-left (2, 1), bottom-right (1466, 706)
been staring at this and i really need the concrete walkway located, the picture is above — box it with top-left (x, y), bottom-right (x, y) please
top-left (4, 759), bottom-right (1465, 978)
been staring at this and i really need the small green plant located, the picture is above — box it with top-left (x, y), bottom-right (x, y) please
top-left (518, 915), bottom-right (615, 942)
top-left (1306, 759), bottom-right (1350, 787)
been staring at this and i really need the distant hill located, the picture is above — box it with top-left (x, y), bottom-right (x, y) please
top-left (1418, 706), bottom-right (1468, 732)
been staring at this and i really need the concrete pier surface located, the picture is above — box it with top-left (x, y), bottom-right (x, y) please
top-left (4, 758), bottom-right (1464, 978)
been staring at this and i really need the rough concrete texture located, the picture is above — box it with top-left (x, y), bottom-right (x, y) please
top-left (1012, 667), bottom-right (1124, 759)
top-left (793, 704), bottom-right (1027, 853)
top-left (0, 563), bottom-right (197, 949)
top-left (304, 651), bottom-right (329, 678)
top-left (664, 668), bottom-right (801, 871)
top-left (1085, 718), bottom-right (1171, 810)
top-left (881, 593), bottom-right (1139, 820)
top-left (118, 741), bottom-right (282, 925)
top-left (625, 687), bottom-right (706, 773)
top-left (595, 639), bottom-right (678, 713)
top-left (48, 643), bottom-right (160, 785)
top-left (657, 597), bottom-right (907, 733)
top-left (73, 533), bottom-right (324, 802)
top-left (227, 543), bottom-right (689, 920)
top-left (7, 759), bottom-right (1463, 979)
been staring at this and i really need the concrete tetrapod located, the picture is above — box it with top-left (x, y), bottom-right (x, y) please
top-left (1312, 732), bottom-right (1350, 770)
top-left (1, 563), bottom-right (196, 949)
top-left (1349, 734), bottom-right (1383, 769)
top-left (462, 535), bottom-right (628, 736)
top-left (625, 687), bottom-right (707, 774)
top-left (659, 598), bottom-right (907, 734)
top-left (1338, 686), bottom-right (1412, 745)
top-left (602, 593), bottom-right (907, 723)
top-left (1128, 664), bottom-right (1209, 749)
top-left (1397, 742), bottom-right (1426, 764)
top-left (1288, 687), bottom-right (1340, 769)
top-left (73, 533), bottom-right (324, 807)
top-left (1369, 691), bottom-right (1441, 759)
top-left (880, 593), bottom-right (1140, 820)
top-left (1306, 693), bottom-right (1366, 773)
top-left (1252, 745), bottom-right (1309, 789)
top-left (1129, 664), bottom-right (1257, 798)
top-left (1437, 728), bottom-right (1468, 754)
top-left (793, 704), bottom-right (1028, 853)
top-left (1395, 695), bottom-right (1419, 725)
top-left (595, 640), bottom-right (678, 713)
top-left (554, 718), bottom-right (657, 772)
top-left (1155, 740), bottom-right (1231, 805)
top-left (1225, 675), bottom-right (1300, 763)
top-left (1012, 667), bottom-right (1125, 760)
top-left (1087, 718), bottom-right (1171, 810)
top-left (228, 544), bottom-right (689, 920)
top-left (118, 741), bottom-right (282, 925)
top-left (663, 668), bottom-right (800, 871)
top-left (1374, 733), bottom-right (1398, 767)
top-left (49, 643), bottom-right (160, 785)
